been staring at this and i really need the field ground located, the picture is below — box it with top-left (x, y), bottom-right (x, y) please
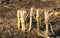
top-left (0, 0), bottom-right (60, 38)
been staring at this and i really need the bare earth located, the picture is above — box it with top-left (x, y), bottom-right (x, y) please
top-left (0, 0), bottom-right (60, 38)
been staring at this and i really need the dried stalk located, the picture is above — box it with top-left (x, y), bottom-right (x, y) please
top-left (29, 7), bottom-right (34, 31)
top-left (36, 9), bottom-right (43, 36)
top-left (36, 9), bottom-right (40, 31)
top-left (44, 11), bottom-right (49, 38)
top-left (44, 11), bottom-right (49, 33)
top-left (36, 9), bottom-right (40, 35)
top-left (20, 9), bottom-right (26, 31)
top-left (17, 10), bottom-right (20, 30)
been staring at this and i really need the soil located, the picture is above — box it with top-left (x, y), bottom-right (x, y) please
top-left (0, 0), bottom-right (60, 38)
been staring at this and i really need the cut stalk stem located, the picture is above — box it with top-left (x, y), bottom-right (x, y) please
top-left (17, 10), bottom-right (20, 30)
top-left (36, 9), bottom-right (42, 36)
top-left (44, 11), bottom-right (49, 38)
top-left (36, 9), bottom-right (40, 31)
top-left (20, 9), bottom-right (26, 32)
top-left (29, 7), bottom-right (34, 31)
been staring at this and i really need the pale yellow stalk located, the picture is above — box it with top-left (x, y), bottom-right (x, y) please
top-left (36, 9), bottom-right (40, 30)
top-left (17, 10), bottom-right (20, 30)
top-left (44, 11), bottom-right (49, 38)
top-left (29, 7), bottom-right (34, 31)
top-left (20, 9), bottom-right (26, 31)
